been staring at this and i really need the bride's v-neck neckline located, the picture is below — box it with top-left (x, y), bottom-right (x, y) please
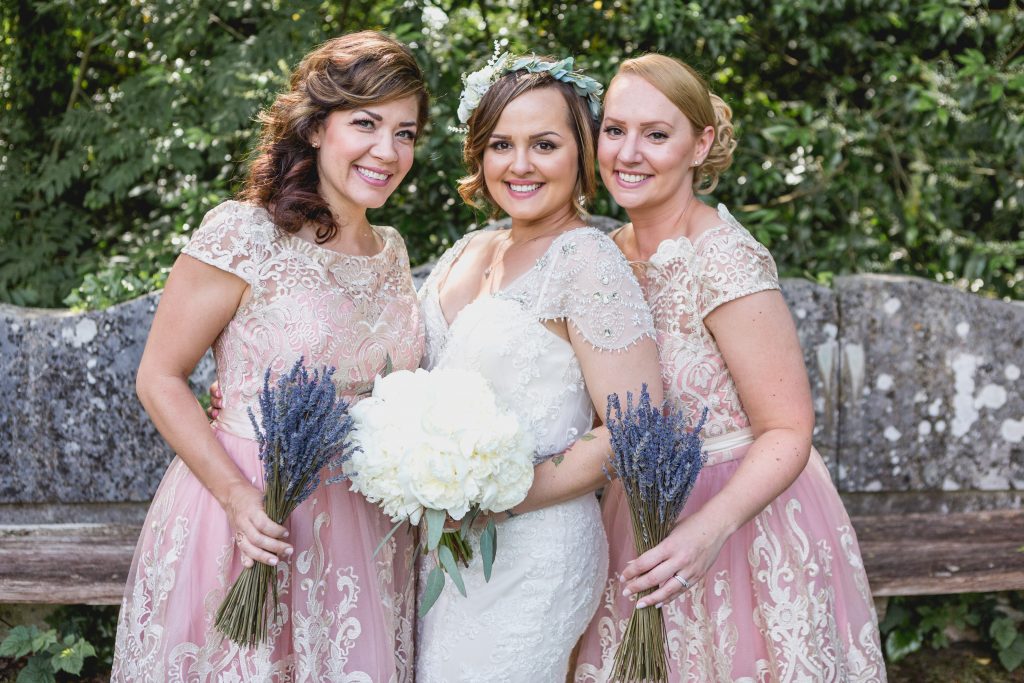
top-left (434, 228), bottom-right (583, 331)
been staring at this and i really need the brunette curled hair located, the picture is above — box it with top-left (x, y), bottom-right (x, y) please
top-left (457, 64), bottom-right (600, 219)
top-left (241, 31), bottom-right (429, 241)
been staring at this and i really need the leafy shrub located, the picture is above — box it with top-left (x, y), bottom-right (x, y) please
top-left (1, 1), bottom-right (1021, 309)
top-left (0, 605), bottom-right (117, 682)
top-left (881, 591), bottom-right (1024, 672)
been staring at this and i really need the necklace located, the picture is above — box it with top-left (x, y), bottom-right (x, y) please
top-left (482, 225), bottom-right (573, 280)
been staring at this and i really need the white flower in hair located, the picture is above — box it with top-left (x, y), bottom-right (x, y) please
top-left (454, 45), bottom-right (603, 127)
top-left (457, 51), bottom-right (511, 124)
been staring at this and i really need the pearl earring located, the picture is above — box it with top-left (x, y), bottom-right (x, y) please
top-left (312, 141), bottom-right (320, 149)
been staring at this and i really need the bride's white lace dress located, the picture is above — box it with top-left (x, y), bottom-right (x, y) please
top-left (415, 227), bottom-right (655, 682)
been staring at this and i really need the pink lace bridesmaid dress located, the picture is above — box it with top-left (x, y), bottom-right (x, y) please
top-left (574, 205), bottom-right (886, 682)
top-left (111, 201), bottom-right (423, 682)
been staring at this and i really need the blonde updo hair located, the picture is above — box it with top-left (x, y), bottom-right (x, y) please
top-left (617, 54), bottom-right (736, 194)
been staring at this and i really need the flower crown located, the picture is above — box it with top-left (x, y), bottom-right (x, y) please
top-left (455, 47), bottom-right (604, 127)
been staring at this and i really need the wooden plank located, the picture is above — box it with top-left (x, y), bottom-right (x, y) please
top-left (851, 509), bottom-right (1024, 597)
top-left (2, 509), bottom-right (1024, 604)
top-left (0, 524), bottom-right (138, 604)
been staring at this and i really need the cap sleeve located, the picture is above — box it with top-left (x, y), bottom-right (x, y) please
top-left (696, 221), bottom-right (780, 319)
top-left (537, 228), bottom-right (654, 351)
top-left (180, 200), bottom-right (276, 291)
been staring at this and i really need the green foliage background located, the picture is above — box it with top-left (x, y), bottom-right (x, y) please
top-left (1, 0), bottom-right (1021, 309)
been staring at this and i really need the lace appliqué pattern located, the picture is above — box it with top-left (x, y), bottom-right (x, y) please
top-left (574, 205), bottom-right (885, 683)
top-left (635, 204), bottom-right (779, 439)
top-left (182, 201), bottom-right (423, 405)
top-left (112, 200), bottom-right (421, 682)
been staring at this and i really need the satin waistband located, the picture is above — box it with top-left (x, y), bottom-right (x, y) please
top-left (213, 407), bottom-right (257, 440)
top-left (703, 427), bottom-right (755, 467)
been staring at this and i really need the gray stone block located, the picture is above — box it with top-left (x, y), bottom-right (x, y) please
top-left (0, 294), bottom-right (214, 505)
top-left (834, 274), bottom-right (1024, 493)
top-left (780, 279), bottom-right (840, 479)
top-left (4, 244), bottom-right (1020, 512)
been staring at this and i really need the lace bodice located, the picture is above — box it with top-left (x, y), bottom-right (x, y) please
top-left (182, 200), bottom-right (424, 427)
top-left (629, 204), bottom-right (779, 439)
top-left (419, 227), bottom-right (654, 458)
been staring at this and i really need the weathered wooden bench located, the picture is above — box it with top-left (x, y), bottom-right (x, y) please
top-left (3, 272), bottom-right (1022, 605)
top-left (3, 505), bottom-right (1024, 604)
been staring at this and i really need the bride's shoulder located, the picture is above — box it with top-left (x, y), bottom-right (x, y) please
top-left (550, 226), bottom-right (631, 267)
top-left (437, 228), bottom-right (494, 263)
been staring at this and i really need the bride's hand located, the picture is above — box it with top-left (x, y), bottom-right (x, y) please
top-left (206, 381), bottom-right (223, 420)
top-left (620, 509), bottom-right (731, 609)
top-left (222, 481), bottom-right (293, 568)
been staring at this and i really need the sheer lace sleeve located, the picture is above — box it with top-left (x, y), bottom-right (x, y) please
top-left (417, 231), bottom-right (480, 302)
top-left (180, 200), bottom-right (276, 294)
top-left (418, 231), bottom-right (482, 370)
top-left (536, 228), bottom-right (654, 351)
top-left (696, 209), bottom-right (780, 319)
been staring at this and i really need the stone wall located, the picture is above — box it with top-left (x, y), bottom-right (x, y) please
top-left (1, 272), bottom-right (1021, 522)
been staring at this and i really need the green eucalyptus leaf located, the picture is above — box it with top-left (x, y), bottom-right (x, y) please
top-left (418, 566), bottom-right (446, 618)
top-left (481, 518), bottom-right (497, 582)
top-left (425, 508), bottom-right (446, 551)
top-left (460, 507), bottom-right (481, 541)
top-left (374, 520), bottom-right (405, 558)
top-left (438, 543), bottom-right (467, 597)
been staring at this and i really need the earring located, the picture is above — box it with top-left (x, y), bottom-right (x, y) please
top-left (312, 141), bottom-right (320, 149)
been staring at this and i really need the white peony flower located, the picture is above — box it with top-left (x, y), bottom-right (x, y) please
top-left (347, 368), bottom-right (535, 526)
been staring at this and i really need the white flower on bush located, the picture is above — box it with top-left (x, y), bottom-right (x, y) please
top-left (347, 368), bottom-right (535, 525)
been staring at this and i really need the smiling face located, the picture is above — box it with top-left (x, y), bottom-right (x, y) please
top-left (481, 87), bottom-right (580, 227)
top-left (598, 74), bottom-right (714, 212)
top-left (312, 95), bottom-right (420, 215)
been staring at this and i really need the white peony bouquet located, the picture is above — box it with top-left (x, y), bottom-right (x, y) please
top-left (346, 368), bottom-right (535, 615)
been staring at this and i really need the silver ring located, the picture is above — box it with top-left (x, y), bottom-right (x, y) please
top-left (673, 573), bottom-right (691, 590)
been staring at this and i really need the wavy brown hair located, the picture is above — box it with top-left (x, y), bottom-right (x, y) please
top-left (457, 65), bottom-right (600, 219)
top-left (240, 31), bottom-right (429, 241)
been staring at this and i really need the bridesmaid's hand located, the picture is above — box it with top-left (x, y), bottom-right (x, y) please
top-left (207, 381), bottom-right (223, 420)
top-left (222, 482), bottom-right (292, 568)
top-left (620, 510), bottom-right (731, 609)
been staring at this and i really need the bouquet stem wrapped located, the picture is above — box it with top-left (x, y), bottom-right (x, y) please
top-left (214, 358), bottom-right (356, 647)
top-left (606, 385), bottom-right (707, 683)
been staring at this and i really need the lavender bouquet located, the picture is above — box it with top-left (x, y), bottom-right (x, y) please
top-left (214, 358), bottom-right (356, 647)
top-left (606, 384), bottom-right (707, 683)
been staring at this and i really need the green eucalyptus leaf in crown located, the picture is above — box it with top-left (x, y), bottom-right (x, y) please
top-left (455, 46), bottom-right (604, 127)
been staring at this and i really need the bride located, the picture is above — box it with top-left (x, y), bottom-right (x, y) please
top-left (415, 55), bottom-right (663, 681)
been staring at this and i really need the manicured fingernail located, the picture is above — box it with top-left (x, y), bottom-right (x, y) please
top-left (617, 574), bottom-right (625, 582)
top-left (622, 588), bottom-right (632, 597)
top-left (284, 547), bottom-right (294, 556)
top-left (283, 531), bottom-right (290, 538)
top-left (269, 557), bottom-right (278, 565)
top-left (655, 602), bottom-right (663, 609)
top-left (636, 601), bottom-right (647, 609)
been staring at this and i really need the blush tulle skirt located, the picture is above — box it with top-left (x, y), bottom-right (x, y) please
top-left (574, 435), bottom-right (886, 683)
top-left (111, 423), bottom-right (415, 683)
